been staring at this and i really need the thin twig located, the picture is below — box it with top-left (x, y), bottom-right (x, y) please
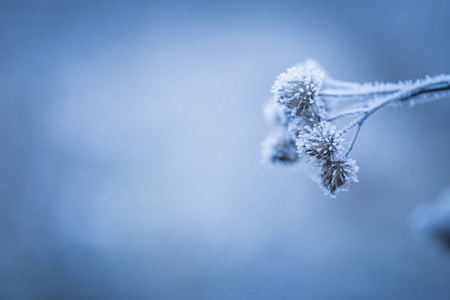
top-left (345, 123), bottom-right (362, 157)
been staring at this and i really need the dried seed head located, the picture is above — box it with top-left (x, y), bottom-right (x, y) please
top-left (319, 158), bottom-right (359, 196)
top-left (271, 63), bottom-right (324, 117)
top-left (261, 129), bottom-right (299, 165)
top-left (296, 121), bottom-right (344, 163)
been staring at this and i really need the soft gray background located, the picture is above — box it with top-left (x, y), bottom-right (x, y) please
top-left (1, 0), bottom-right (450, 299)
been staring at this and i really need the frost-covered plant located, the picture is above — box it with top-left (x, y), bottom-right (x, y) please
top-left (262, 59), bottom-right (450, 197)
top-left (261, 128), bottom-right (299, 165)
top-left (411, 189), bottom-right (450, 251)
top-left (296, 121), bottom-right (344, 163)
top-left (317, 158), bottom-right (359, 196)
top-left (271, 62), bottom-right (325, 117)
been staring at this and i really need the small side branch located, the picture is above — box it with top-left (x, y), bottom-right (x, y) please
top-left (345, 123), bottom-right (362, 157)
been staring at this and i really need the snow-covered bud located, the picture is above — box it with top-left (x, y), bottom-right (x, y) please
top-left (271, 63), bottom-right (324, 117)
top-left (261, 129), bottom-right (299, 165)
top-left (318, 158), bottom-right (359, 196)
top-left (296, 121), bottom-right (344, 163)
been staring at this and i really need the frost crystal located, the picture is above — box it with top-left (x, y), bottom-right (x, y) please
top-left (411, 189), bottom-right (450, 251)
top-left (261, 129), bottom-right (299, 165)
top-left (271, 64), bottom-right (324, 117)
top-left (318, 158), bottom-right (359, 196)
top-left (301, 59), bottom-right (326, 75)
top-left (296, 121), bottom-right (344, 163)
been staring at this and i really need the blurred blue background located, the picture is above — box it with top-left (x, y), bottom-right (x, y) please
top-left (2, 0), bottom-right (450, 299)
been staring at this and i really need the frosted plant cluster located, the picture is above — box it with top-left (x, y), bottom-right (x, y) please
top-left (411, 189), bottom-right (450, 251)
top-left (262, 59), bottom-right (450, 197)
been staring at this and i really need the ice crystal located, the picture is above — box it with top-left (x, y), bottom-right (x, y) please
top-left (296, 121), bottom-right (344, 163)
top-left (301, 59), bottom-right (326, 75)
top-left (271, 63), bottom-right (324, 117)
top-left (318, 158), bottom-right (359, 197)
top-left (261, 129), bottom-right (299, 165)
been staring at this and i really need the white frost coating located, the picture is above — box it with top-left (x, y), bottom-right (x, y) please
top-left (315, 158), bottom-right (359, 197)
top-left (262, 59), bottom-right (450, 197)
top-left (296, 121), bottom-right (344, 163)
top-left (271, 62), bottom-right (325, 117)
top-left (300, 58), bottom-right (325, 72)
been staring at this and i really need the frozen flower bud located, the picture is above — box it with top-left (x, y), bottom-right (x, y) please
top-left (318, 158), bottom-right (359, 196)
top-left (271, 63), bottom-right (324, 117)
top-left (296, 121), bottom-right (344, 163)
top-left (261, 129), bottom-right (299, 165)
top-left (263, 97), bottom-right (289, 127)
top-left (411, 189), bottom-right (450, 251)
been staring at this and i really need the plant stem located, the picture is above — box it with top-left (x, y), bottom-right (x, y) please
top-left (329, 76), bottom-right (450, 122)
top-left (340, 75), bottom-right (450, 155)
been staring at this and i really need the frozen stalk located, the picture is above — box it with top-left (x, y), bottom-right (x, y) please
top-left (262, 59), bottom-right (450, 197)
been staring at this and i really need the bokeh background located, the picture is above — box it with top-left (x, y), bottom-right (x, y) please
top-left (2, 0), bottom-right (450, 299)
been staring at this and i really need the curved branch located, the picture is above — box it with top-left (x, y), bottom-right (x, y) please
top-left (339, 75), bottom-right (450, 155)
top-left (345, 123), bottom-right (362, 157)
top-left (328, 76), bottom-right (450, 123)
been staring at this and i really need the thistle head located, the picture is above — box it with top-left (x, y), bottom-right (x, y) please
top-left (318, 158), bottom-right (359, 197)
top-left (296, 121), bottom-right (344, 163)
top-left (271, 63), bottom-right (324, 117)
top-left (261, 129), bottom-right (299, 165)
